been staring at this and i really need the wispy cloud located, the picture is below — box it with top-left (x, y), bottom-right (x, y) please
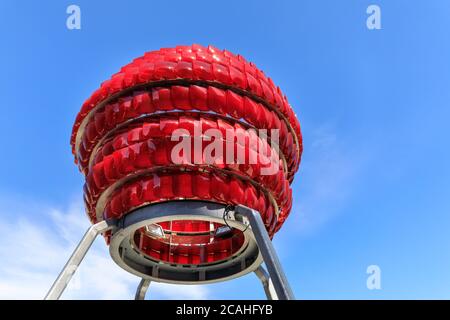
top-left (284, 122), bottom-right (367, 236)
top-left (0, 195), bottom-right (209, 300)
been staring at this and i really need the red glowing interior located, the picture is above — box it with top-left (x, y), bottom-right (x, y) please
top-left (133, 219), bottom-right (245, 265)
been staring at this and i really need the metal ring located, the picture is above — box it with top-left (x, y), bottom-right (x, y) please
top-left (109, 200), bottom-right (262, 284)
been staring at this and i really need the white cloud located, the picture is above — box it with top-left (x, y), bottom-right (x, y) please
top-left (0, 195), bottom-right (209, 300)
top-left (283, 122), bottom-right (367, 236)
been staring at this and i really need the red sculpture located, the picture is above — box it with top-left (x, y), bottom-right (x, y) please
top-left (70, 44), bottom-right (302, 265)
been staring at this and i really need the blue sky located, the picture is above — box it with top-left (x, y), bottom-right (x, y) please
top-left (1, 0), bottom-right (450, 299)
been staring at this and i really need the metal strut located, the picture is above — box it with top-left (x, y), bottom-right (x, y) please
top-left (44, 220), bottom-right (113, 300)
top-left (235, 205), bottom-right (295, 300)
top-left (135, 278), bottom-right (151, 300)
top-left (254, 266), bottom-right (278, 300)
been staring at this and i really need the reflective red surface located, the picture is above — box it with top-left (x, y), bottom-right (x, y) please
top-left (71, 45), bottom-right (301, 262)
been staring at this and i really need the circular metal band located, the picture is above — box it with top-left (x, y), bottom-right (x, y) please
top-left (109, 200), bottom-right (262, 284)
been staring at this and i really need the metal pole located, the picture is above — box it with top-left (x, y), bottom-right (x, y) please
top-left (254, 265), bottom-right (278, 300)
top-left (235, 205), bottom-right (295, 300)
top-left (135, 278), bottom-right (151, 300)
top-left (44, 220), bottom-right (113, 300)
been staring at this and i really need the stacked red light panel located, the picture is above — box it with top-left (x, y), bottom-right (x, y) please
top-left (71, 45), bottom-right (302, 265)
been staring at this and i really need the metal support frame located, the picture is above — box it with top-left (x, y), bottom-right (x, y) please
top-left (44, 220), bottom-right (113, 300)
top-left (254, 266), bottom-right (277, 300)
top-left (44, 202), bottom-right (294, 300)
top-left (135, 278), bottom-right (151, 300)
top-left (235, 205), bottom-right (295, 300)
top-left (108, 201), bottom-right (261, 284)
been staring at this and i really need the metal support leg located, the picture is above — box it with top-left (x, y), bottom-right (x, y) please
top-left (135, 278), bottom-right (151, 300)
top-left (254, 266), bottom-right (278, 300)
top-left (44, 220), bottom-right (113, 300)
top-left (235, 205), bottom-right (295, 300)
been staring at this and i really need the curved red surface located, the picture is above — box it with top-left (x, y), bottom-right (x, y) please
top-left (71, 44), bottom-right (301, 263)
